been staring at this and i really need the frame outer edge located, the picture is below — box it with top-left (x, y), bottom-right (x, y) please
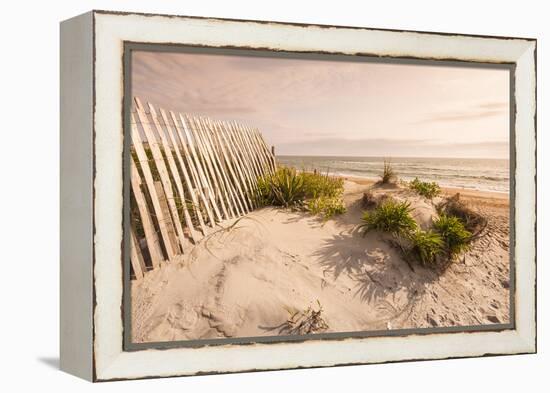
top-left (91, 11), bottom-right (538, 380)
top-left (60, 11), bottom-right (95, 381)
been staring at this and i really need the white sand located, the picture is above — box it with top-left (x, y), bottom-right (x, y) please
top-left (131, 180), bottom-right (510, 343)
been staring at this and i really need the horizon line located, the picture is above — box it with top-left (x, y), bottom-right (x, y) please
top-left (275, 154), bottom-right (509, 160)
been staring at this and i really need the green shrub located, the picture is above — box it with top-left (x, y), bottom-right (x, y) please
top-left (301, 171), bottom-right (345, 199)
top-left (257, 167), bottom-right (306, 207)
top-left (307, 195), bottom-right (346, 220)
top-left (379, 159), bottom-right (396, 184)
top-left (257, 167), bottom-right (346, 219)
top-left (409, 177), bottom-right (441, 199)
top-left (437, 193), bottom-right (487, 235)
top-left (360, 200), bottom-right (417, 236)
top-left (409, 229), bottom-right (444, 266)
top-left (433, 214), bottom-right (472, 255)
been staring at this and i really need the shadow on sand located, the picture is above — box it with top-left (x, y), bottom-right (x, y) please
top-left (313, 228), bottom-right (439, 312)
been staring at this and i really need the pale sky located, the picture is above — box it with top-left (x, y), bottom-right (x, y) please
top-left (132, 50), bottom-right (510, 159)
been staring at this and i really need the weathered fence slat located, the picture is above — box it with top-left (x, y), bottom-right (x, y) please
top-left (196, 117), bottom-right (236, 219)
top-left (230, 121), bottom-right (260, 208)
top-left (179, 114), bottom-right (221, 225)
top-left (131, 114), bottom-right (176, 260)
top-left (170, 111), bottom-right (214, 229)
top-left (154, 181), bottom-right (180, 254)
top-left (155, 108), bottom-right (201, 242)
top-left (245, 125), bottom-right (270, 175)
top-left (130, 98), bottom-right (276, 279)
top-left (147, 102), bottom-right (193, 248)
top-left (253, 127), bottom-right (276, 173)
top-left (205, 118), bottom-right (246, 217)
top-left (218, 121), bottom-right (255, 211)
top-left (185, 114), bottom-right (225, 223)
top-left (211, 120), bottom-right (250, 214)
top-left (130, 159), bottom-right (163, 269)
top-left (238, 123), bottom-right (263, 180)
top-left (130, 227), bottom-right (147, 279)
top-left (160, 108), bottom-right (207, 238)
top-left (134, 98), bottom-right (182, 257)
top-left (188, 116), bottom-right (231, 220)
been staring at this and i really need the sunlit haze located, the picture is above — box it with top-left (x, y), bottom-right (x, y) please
top-left (132, 51), bottom-right (509, 159)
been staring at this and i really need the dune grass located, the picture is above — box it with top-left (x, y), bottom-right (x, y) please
top-left (257, 167), bottom-right (306, 207)
top-left (301, 171), bottom-right (345, 199)
top-left (379, 159), bottom-right (397, 184)
top-left (307, 195), bottom-right (347, 220)
top-left (359, 200), bottom-right (417, 237)
top-left (437, 193), bottom-right (488, 236)
top-left (409, 177), bottom-right (441, 199)
top-left (283, 300), bottom-right (329, 335)
top-left (360, 193), bottom-right (477, 268)
top-left (433, 214), bottom-right (472, 256)
top-left (408, 229), bottom-right (444, 266)
top-left (257, 167), bottom-right (346, 219)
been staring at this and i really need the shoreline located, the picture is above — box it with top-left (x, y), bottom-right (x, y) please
top-left (335, 174), bottom-right (510, 203)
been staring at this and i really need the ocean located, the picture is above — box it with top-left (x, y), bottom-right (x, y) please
top-left (276, 156), bottom-right (510, 194)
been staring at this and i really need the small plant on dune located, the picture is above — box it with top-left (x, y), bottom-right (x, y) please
top-left (379, 159), bottom-right (397, 184)
top-left (301, 171), bottom-right (345, 199)
top-left (359, 200), bottom-right (417, 237)
top-left (437, 193), bottom-right (488, 236)
top-left (409, 177), bottom-right (441, 199)
top-left (408, 229), bottom-right (444, 266)
top-left (306, 195), bottom-right (346, 220)
top-left (257, 167), bottom-right (306, 207)
top-left (283, 300), bottom-right (329, 335)
top-left (433, 214), bottom-right (472, 256)
top-left (257, 167), bottom-right (346, 219)
top-left (361, 191), bottom-right (377, 209)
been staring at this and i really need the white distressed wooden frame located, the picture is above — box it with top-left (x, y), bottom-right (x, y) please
top-left (60, 10), bottom-right (536, 382)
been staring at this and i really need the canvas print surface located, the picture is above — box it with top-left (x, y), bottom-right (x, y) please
top-left (127, 49), bottom-right (511, 345)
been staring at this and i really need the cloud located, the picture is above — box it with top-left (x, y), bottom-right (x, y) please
top-left (415, 102), bottom-right (508, 124)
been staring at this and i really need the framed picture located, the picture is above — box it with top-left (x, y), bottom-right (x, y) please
top-left (60, 10), bottom-right (537, 382)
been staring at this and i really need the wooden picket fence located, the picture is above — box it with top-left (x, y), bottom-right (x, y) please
top-left (129, 97), bottom-right (276, 279)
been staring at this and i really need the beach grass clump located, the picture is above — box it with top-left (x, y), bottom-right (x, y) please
top-left (283, 300), bottom-right (329, 335)
top-left (409, 177), bottom-right (441, 199)
top-left (433, 214), bottom-right (472, 256)
top-left (437, 193), bottom-right (487, 236)
top-left (358, 196), bottom-right (474, 269)
top-left (408, 229), bottom-right (444, 266)
top-left (359, 200), bottom-right (417, 237)
top-left (301, 171), bottom-right (345, 199)
top-left (257, 167), bottom-right (306, 207)
top-left (257, 167), bottom-right (345, 219)
top-left (379, 159), bottom-right (397, 184)
top-left (306, 195), bottom-right (346, 220)
top-left (301, 171), bottom-right (346, 219)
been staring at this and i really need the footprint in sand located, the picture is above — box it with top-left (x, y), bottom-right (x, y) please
top-left (426, 314), bottom-right (438, 327)
top-left (166, 303), bottom-right (199, 330)
top-left (486, 315), bottom-right (501, 323)
top-left (147, 303), bottom-right (199, 340)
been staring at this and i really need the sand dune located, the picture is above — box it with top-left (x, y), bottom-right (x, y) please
top-left (131, 180), bottom-right (510, 343)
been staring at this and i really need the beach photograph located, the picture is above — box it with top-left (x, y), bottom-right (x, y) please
top-left (127, 49), bottom-right (511, 344)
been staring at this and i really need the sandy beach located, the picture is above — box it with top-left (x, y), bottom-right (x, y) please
top-left (131, 177), bottom-right (510, 343)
